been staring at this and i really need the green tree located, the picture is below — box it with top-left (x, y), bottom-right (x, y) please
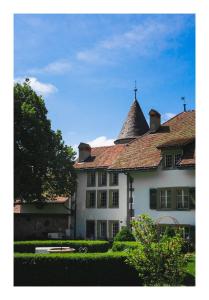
top-left (126, 214), bottom-right (188, 286)
top-left (14, 80), bottom-right (76, 202)
top-left (114, 226), bottom-right (135, 241)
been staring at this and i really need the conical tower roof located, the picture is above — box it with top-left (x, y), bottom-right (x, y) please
top-left (114, 99), bottom-right (149, 144)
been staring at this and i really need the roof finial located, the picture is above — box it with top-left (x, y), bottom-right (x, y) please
top-left (134, 80), bottom-right (138, 100)
top-left (181, 96), bottom-right (187, 112)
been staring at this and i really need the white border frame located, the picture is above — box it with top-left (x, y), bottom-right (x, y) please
top-left (1, 0), bottom-right (209, 298)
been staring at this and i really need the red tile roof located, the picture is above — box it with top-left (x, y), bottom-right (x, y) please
top-left (74, 111), bottom-right (195, 170)
top-left (74, 144), bottom-right (126, 169)
top-left (14, 197), bottom-right (69, 213)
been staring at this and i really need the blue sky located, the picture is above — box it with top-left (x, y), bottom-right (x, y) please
top-left (14, 14), bottom-right (195, 150)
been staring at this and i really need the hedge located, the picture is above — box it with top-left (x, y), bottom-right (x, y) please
top-left (14, 252), bottom-right (140, 286)
top-left (111, 241), bottom-right (139, 252)
top-left (14, 240), bottom-right (110, 253)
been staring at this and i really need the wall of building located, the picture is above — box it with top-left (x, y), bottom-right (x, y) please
top-left (75, 172), bottom-right (128, 239)
top-left (14, 214), bottom-right (69, 240)
top-left (132, 168), bottom-right (195, 225)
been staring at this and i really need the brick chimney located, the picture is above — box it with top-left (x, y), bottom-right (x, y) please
top-left (149, 109), bottom-right (161, 132)
top-left (78, 143), bottom-right (91, 162)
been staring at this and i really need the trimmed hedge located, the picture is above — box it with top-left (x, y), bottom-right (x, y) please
top-left (14, 252), bottom-right (140, 286)
top-left (112, 241), bottom-right (139, 252)
top-left (14, 240), bottom-right (110, 253)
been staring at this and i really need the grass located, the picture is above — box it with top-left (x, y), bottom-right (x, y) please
top-left (183, 253), bottom-right (195, 286)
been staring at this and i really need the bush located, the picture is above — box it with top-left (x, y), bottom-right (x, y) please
top-left (14, 252), bottom-right (140, 286)
top-left (126, 214), bottom-right (189, 286)
top-left (14, 240), bottom-right (110, 253)
top-left (114, 226), bottom-right (135, 241)
top-left (112, 241), bottom-right (139, 252)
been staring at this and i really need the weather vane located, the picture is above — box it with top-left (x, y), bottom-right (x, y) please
top-left (134, 80), bottom-right (138, 100)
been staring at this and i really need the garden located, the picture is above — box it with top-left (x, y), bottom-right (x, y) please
top-left (14, 215), bottom-right (195, 286)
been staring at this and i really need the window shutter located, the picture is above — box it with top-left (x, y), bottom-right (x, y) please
top-left (189, 187), bottom-right (195, 209)
top-left (109, 173), bottom-right (113, 185)
top-left (150, 189), bottom-right (157, 209)
top-left (109, 190), bottom-right (113, 208)
top-left (97, 221), bottom-right (100, 239)
top-left (108, 221), bottom-right (113, 239)
top-left (97, 191), bottom-right (100, 208)
top-left (86, 191), bottom-right (90, 208)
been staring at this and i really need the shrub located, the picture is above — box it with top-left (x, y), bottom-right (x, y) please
top-left (14, 240), bottom-right (110, 253)
top-left (14, 252), bottom-right (140, 286)
top-left (114, 226), bottom-right (135, 241)
top-left (126, 214), bottom-right (189, 286)
top-left (111, 241), bottom-right (138, 252)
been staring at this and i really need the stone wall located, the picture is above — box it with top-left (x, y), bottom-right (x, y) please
top-left (14, 214), bottom-right (69, 240)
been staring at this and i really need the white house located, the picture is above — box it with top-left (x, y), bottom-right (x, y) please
top-left (73, 95), bottom-right (195, 240)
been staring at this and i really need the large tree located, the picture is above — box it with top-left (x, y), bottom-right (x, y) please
top-left (14, 80), bottom-right (76, 202)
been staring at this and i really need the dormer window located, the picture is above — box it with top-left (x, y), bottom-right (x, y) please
top-left (165, 154), bottom-right (173, 168)
top-left (163, 151), bottom-right (182, 169)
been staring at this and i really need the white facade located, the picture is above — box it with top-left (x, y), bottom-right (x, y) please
top-left (75, 172), bottom-right (128, 239)
top-left (74, 167), bottom-right (195, 239)
top-left (132, 168), bottom-right (195, 225)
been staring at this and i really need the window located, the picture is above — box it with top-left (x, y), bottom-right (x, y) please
top-left (165, 154), bottom-right (173, 168)
top-left (176, 188), bottom-right (189, 209)
top-left (98, 171), bottom-right (107, 186)
top-left (108, 220), bottom-right (119, 239)
top-left (112, 221), bottom-right (119, 237)
top-left (182, 226), bottom-right (190, 240)
top-left (109, 190), bottom-right (119, 208)
top-left (87, 172), bottom-right (96, 187)
top-left (174, 153), bottom-right (182, 166)
top-left (149, 187), bottom-right (195, 211)
top-left (97, 220), bottom-right (107, 239)
top-left (159, 189), bottom-right (172, 209)
top-left (110, 172), bottom-right (118, 186)
top-left (97, 190), bottom-right (107, 208)
top-left (86, 220), bottom-right (95, 239)
top-left (86, 191), bottom-right (96, 208)
top-left (164, 152), bottom-right (182, 169)
top-left (112, 191), bottom-right (119, 207)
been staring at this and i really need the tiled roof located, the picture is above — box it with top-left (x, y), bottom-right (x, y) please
top-left (110, 111), bottom-right (195, 170)
top-left (74, 144), bottom-right (126, 169)
top-left (14, 196), bottom-right (69, 213)
top-left (115, 99), bottom-right (149, 144)
top-left (74, 110), bottom-right (195, 171)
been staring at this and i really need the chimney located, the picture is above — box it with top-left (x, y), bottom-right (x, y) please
top-left (78, 143), bottom-right (91, 162)
top-left (149, 109), bottom-right (161, 132)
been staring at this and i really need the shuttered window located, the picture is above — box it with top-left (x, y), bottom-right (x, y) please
top-left (149, 187), bottom-right (195, 211)
top-left (97, 220), bottom-right (107, 239)
top-left (150, 189), bottom-right (157, 209)
top-left (97, 190), bottom-right (107, 208)
top-left (160, 189), bottom-right (172, 209)
top-left (109, 190), bottom-right (119, 208)
top-left (86, 191), bottom-right (96, 208)
top-left (189, 187), bottom-right (195, 209)
top-left (87, 172), bottom-right (96, 187)
top-left (108, 220), bottom-right (119, 239)
top-left (98, 171), bottom-right (107, 186)
top-left (110, 172), bottom-right (119, 186)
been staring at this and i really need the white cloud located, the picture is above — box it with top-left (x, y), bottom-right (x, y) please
top-left (162, 113), bottom-right (176, 123)
top-left (14, 77), bottom-right (57, 95)
top-left (29, 59), bottom-right (72, 75)
top-left (76, 16), bottom-right (191, 65)
top-left (87, 136), bottom-right (115, 147)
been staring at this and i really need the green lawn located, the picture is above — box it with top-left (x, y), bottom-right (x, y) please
top-left (184, 253), bottom-right (195, 286)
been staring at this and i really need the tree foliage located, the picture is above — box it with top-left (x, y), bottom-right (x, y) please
top-left (114, 226), bottom-right (135, 241)
top-left (126, 214), bottom-right (188, 286)
top-left (14, 80), bottom-right (76, 202)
